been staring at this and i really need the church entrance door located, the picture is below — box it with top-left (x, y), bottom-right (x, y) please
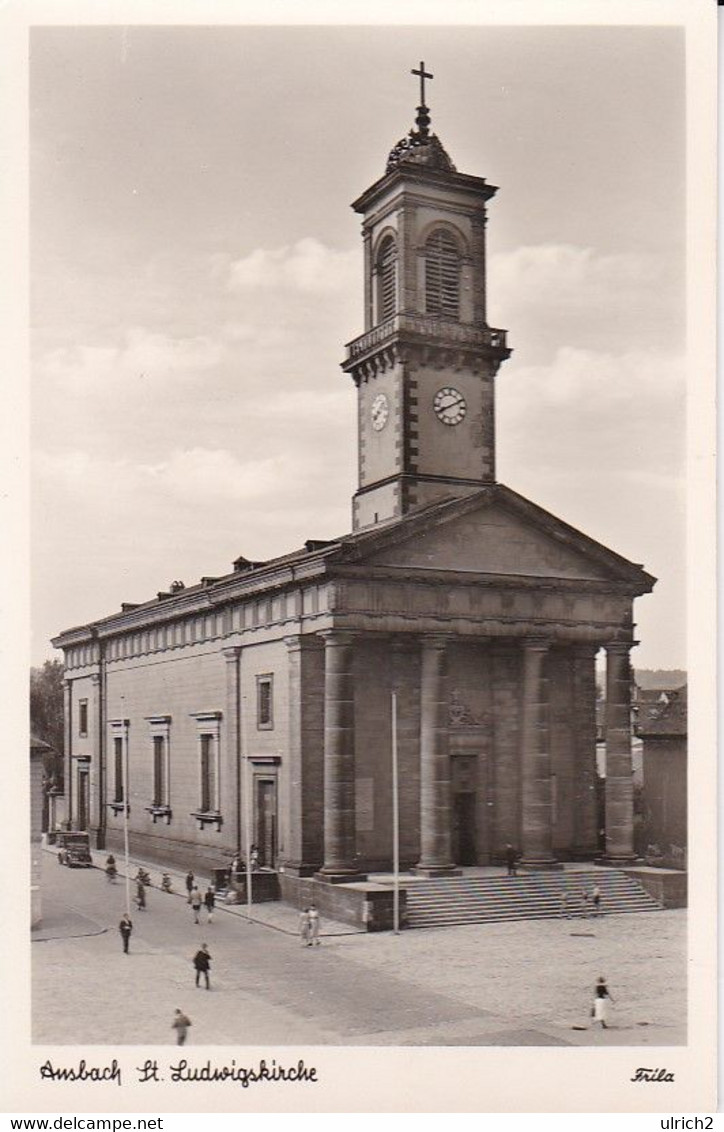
top-left (453, 792), bottom-right (477, 866)
top-left (256, 778), bottom-right (277, 868)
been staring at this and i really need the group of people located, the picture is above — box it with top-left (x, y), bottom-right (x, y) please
top-left (185, 873), bottom-right (216, 925)
top-left (561, 883), bottom-right (602, 919)
top-left (299, 904), bottom-right (321, 947)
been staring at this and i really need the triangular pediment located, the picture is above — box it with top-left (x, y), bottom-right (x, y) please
top-left (339, 486), bottom-right (655, 592)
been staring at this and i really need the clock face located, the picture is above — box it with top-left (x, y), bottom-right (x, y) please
top-left (433, 386), bottom-right (467, 426)
top-left (371, 392), bottom-right (390, 431)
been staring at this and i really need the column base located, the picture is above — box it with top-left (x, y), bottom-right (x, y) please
top-left (279, 860), bottom-right (322, 878)
top-left (314, 870), bottom-right (368, 885)
top-left (519, 856), bottom-right (563, 871)
top-left (411, 865), bottom-right (462, 877)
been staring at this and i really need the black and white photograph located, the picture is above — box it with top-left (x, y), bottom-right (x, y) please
top-left (4, 0), bottom-right (716, 1116)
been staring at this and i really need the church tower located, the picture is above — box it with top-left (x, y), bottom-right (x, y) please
top-left (342, 64), bottom-right (512, 531)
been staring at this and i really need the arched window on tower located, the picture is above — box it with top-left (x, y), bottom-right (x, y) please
top-left (424, 229), bottom-right (461, 320)
top-left (376, 235), bottom-right (397, 323)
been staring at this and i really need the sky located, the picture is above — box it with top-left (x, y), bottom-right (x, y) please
top-left (30, 23), bottom-right (686, 670)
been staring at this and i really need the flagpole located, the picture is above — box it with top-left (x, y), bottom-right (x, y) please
top-left (391, 691), bottom-right (400, 935)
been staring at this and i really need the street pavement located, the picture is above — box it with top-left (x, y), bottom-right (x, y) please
top-left (33, 853), bottom-right (686, 1047)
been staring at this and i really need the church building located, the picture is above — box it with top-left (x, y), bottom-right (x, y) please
top-left (52, 69), bottom-right (655, 896)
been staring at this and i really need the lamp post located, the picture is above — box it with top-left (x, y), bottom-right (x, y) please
top-left (122, 721), bottom-right (131, 916)
top-left (244, 752), bottom-right (253, 916)
top-left (391, 691), bottom-right (400, 935)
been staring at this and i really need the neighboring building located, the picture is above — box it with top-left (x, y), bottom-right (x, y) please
top-left (30, 735), bottom-right (50, 928)
top-left (635, 686), bottom-right (687, 864)
top-left (51, 75), bottom-right (655, 884)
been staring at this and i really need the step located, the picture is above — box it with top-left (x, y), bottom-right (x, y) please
top-left (403, 868), bottom-right (662, 928)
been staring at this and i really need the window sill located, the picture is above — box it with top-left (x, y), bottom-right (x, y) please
top-left (190, 810), bottom-right (223, 831)
top-left (145, 805), bottom-right (173, 825)
top-left (108, 801), bottom-right (129, 816)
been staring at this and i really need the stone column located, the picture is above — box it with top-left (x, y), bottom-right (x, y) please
top-left (91, 665), bottom-right (106, 850)
top-left (604, 642), bottom-right (636, 863)
top-left (519, 639), bottom-right (557, 868)
top-left (317, 632), bottom-right (366, 882)
top-left (63, 678), bottom-right (73, 829)
top-left (571, 645), bottom-right (600, 857)
top-left (415, 635), bottom-right (458, 875)
top-left (491, 645), bottom-right (520, 857)
top-left (284, 636), bottom-right (324, 875)
top-left (391, 637), bottom-right (421, 868)
top-left (222, 646), bottom-right (242, 857)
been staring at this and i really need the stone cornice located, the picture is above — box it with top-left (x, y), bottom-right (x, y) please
top-left (328, 562), bottom-right (641, 596)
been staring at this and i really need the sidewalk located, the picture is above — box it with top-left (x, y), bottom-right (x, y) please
top-left (45, 840), bottom-right (360, 938)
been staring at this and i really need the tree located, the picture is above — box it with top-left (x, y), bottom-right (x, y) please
top-left (30, 659), bottom-right (65, 791)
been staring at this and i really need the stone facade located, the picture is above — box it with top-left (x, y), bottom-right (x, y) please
top-left (52, 92), bottom-right (656, 881)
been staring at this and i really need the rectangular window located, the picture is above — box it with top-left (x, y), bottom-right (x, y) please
top-left (114, 737), bottom-right (124, 803)
top-left (257, 675), bottom-right (274, 730)
top-left (200, 734), bottom-right (215, 812)
top-left (79, 699), bottom-right (88, 737)
top-left (153, 735), bottom-right (165, 807)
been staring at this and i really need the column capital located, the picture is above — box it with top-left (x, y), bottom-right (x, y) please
top-left (221, 645), bottom-right (242, 662)
top-left (521, 636), bottom-right (550, 653)
top-left (420, 633), bottom-right (450, 652)
top-left (605, 640), bottom-right (637, 656)
top-left (318, 630), bottom-right (357, 647)
top-left (284, 634), bottom-right (321, 654)
top-left (390, 634), bottom-right (418, 654)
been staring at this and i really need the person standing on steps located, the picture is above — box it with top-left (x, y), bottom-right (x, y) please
top-left (505, 844), bottom-right (518, 877)
top-left (190, 885), bottom-right (202, 924)
top-left (591, 975), bottom-right (614, 1028)
top-left (592, 883), bottom-right (602, 917)
top-left (193, 943), bottom-right (212, 989)
top-left (119, 913), bottom-right (133, 954)
top-left (204, 885), bottom-right (215, 924)
top-left (172, 1009), bottom-right (192, 1045)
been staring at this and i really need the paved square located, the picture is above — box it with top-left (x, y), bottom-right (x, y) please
top-left (33, 854), bottom-right (685, 1047)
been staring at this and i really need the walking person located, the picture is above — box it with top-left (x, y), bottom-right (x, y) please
top-left (592, 883), bottom-right (602, 917)
top-left (204, 885), bottom-right (215, 924)
top-left (581, 887), bottom-right (589, 918)
top-left (505, 843), bottom-right (518, 877)
top-left (308, 903), bottom-right (321, 946)
top-left (172, 1009), bottom-right (192, 1045)
top-left (190, 886), bottom-right (203, 924)
top-left (560, 889), bottom-right (571, 919)
top-left (193, 943), bottom-right (212, 989)
top-left (591, 975), bottom-right (615, 1028)
top-left (119, 913), bottom-right (133, 954)
top-left (185, 871), bottom-right (194, 900)
top-left (299, 907), bottom-right (310, 947)
top-left (135, 879), bottom-right (146, 911)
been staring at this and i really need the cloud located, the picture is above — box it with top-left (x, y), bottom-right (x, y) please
top-left (489, 244), bottom-right (660, 308)
top-left (498, 346), bottom-right (686, 485)
top-left (38, 326), bottom-right (225, 395)
top-left (227, 237), bottom-right (359, 294)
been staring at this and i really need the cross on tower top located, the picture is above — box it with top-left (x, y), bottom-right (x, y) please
top-left (411, 61), bottom-right (433, 107)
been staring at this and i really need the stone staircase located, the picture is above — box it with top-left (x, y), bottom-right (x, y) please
top-left (403, 868), bottom-right (662, 929)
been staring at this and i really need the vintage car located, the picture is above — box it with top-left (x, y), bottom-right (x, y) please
top-left (57, 831), bottom-right (93, 868)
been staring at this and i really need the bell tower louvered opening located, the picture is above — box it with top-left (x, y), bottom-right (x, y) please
top-left (376, 235), bottom-right (397, 323)
top-left (424, 229), bottom-right (461, 320)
